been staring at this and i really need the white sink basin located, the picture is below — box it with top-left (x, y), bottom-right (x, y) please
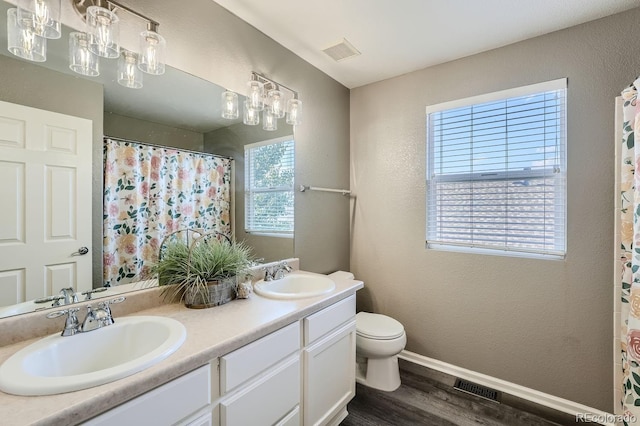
top-left (0, 316), bottom-right (186, 396)
top-left (254, 272), bottom-right (336, 300)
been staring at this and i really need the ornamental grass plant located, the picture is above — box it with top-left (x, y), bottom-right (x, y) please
top-left (155, 232), bottom-right (253, 307)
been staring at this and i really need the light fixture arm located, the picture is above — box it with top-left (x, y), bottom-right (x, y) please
top-left (251, 71), bottom-right (299, 100)
top-left (73, 0), bottom-right (160, 32)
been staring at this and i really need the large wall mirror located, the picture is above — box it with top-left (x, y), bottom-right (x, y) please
top-left (0, 0), bottom-right (294, 319)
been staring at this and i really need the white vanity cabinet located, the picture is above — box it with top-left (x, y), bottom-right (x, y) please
top-left (302, 295), bottom-right (356, 426)
top-left (216, 293), bottom-right (356, 426)
top-left (82, 293), bottom-right (357, 426)
top-left (84, 363), bottom-right (215, 426)
top-left (218, 321), bottom-right (301, 426)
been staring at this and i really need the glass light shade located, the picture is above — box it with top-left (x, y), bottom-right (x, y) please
top-left (86, 6), bottom-right (119, 59)
top-left (138, 30), bottom-right (166, 75)
top-left (69, 31), bottom-right (99, 76)
top-left (286, 98), bottom-right (302, 125)
top-left (117, 50), bottom-right (143, 89)
top-left (262, 108), bottom-right (278, 131)
top-left (17, 0), bottom-right (60, 39)
top-left (246, 80), bottom-right (264, 111)
top-left (268, 90), bottom-right (285, 118)
top-left (221, 91), bottom-right (239, 119)
top-left (7, 8), bottom-right (46, 62)
top-left (243, 101), bottom-right (259, 126)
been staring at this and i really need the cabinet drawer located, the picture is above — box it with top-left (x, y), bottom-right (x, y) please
top-left (304, 295), bottom-right (355, 345)
top-left (220, 321), bottom-right (300, 393)
top-left (220, 356), bottom-right (300, 426)
top-left (84, 365), bottom-right (211, 425)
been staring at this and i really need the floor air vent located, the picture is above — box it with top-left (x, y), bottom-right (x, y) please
top-left (453, 378), bottom-right (501, 403)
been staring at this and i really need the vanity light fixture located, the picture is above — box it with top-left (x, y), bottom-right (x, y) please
top-left (223, 72), bottom-right (302, 129)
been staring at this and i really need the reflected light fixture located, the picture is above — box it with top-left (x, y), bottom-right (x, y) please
top-left (86, 4), bottom-right (119, 58)
top-left (7, 7), bottom-right (46, 62)
top-left (69, 31), bottom-right (99, 76)
top-left (17, 0), bottom-right (61, 39)
top-left (117, 49), bottom-right (142, 88)
top-left (243, 101), bottom-right (259, 126)
top-left (263, 108), bottom-right (277, 131)
top-left (221, 91), bottom-right (239, 119)
top-left (223, 72), bottom-right (302, 130)
top-left (138, 26), bottom-right (165, 75)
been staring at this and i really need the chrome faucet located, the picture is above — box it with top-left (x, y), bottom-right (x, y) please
top-left (60, 287), bottom-right (79, 305)
top-left (262, 261), bottom-right (293, 281)
top-left (46, 297), bottom-right (125, 337)
top-left (35, 287), bottom-right (80, 307)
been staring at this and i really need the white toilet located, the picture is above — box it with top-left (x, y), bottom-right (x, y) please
top-left (355, 311), bottom-right (407, 392)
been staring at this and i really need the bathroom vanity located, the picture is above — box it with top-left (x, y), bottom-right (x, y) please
top-left (0, 271), bottom-right (362, 425)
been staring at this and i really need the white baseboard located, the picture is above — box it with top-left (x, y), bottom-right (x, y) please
top-left (399, 350), bottom-right (616, 426)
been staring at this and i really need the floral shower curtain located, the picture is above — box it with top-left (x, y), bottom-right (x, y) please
top-left (103, 138), bottom-right (232, 286)
top-left (620, 79), bottom-right (640, 419)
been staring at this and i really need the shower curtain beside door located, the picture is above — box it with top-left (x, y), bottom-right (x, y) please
top-left (619, 79), bottom-right (640, 418)
top-left (103, 138), bottom-right (232, 286)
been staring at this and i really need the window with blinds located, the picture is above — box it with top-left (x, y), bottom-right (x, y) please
top-left (426, 79), bottom-right (567, 258)
top-left (245, 136), bottom-right (295, 236)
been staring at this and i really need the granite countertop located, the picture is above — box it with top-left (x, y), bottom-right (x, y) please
top-left (0, 273), bottom-right (363, 426)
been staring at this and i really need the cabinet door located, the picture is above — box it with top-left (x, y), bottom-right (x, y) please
top-left (303, 321), bottom-right (356, 426)
top-left (220, 356), bottom-right (300, 426)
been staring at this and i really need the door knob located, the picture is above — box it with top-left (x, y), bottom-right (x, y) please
top-left (72, 247), bottom-right (89, 256)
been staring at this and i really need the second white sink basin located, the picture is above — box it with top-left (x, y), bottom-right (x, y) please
top-left (0, 315), bottom-right (186, 396)
top-left (254, 272), bottom-right (336, 300)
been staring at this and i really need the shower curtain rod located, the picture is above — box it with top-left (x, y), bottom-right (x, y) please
top-left (299, 185), bottom-right (351, 196)
top-left (104, 135), bottom-right (234, 160)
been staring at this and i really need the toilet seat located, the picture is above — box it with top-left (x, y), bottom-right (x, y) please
top-left (356, 312), bottom-right (405, 340)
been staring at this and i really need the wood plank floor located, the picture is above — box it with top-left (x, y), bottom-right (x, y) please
top-left (341, 367), bottom-right (585, 426)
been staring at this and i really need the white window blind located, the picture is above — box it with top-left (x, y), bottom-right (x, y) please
top-left (426, 79), bottom-right (567, 258)
top-left (245, 136), bottom-right (295, 236)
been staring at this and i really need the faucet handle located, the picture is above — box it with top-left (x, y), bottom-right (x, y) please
top-left (97, 296), bottom-right (126, 326)
top-left (279, 261), bottom-right (293, 272)
top-left (81, 287), bottom-right (109, 301)
top-left (46, 307), bottom-right (80, 336)
top-left (262, 266), bottom-right (275, 281)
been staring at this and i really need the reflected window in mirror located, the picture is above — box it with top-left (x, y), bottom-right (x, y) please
top-left (244, 137), bottom-right (294, 237)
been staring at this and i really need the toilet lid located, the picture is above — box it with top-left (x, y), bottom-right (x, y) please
top-left (356, 312), bottom-right (404, 340)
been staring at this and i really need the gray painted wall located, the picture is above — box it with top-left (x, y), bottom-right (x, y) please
top-left (350, 8), bottom-right (640, 411)
top-left (205, 123), bottom-right (294, 263)
top-left (104, 112), bottom-right (204, 151)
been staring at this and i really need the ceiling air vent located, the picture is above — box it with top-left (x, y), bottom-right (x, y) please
top-left (322, 38), bottom-right (361, 62)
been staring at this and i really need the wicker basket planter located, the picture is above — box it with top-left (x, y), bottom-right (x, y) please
top-left (184, 277), bottom-right (237, 309)
top-left (154, 229), bottom-right (252, 309)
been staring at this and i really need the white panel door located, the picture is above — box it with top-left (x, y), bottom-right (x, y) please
top-left (0, 100), bottom-right (92, 306)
